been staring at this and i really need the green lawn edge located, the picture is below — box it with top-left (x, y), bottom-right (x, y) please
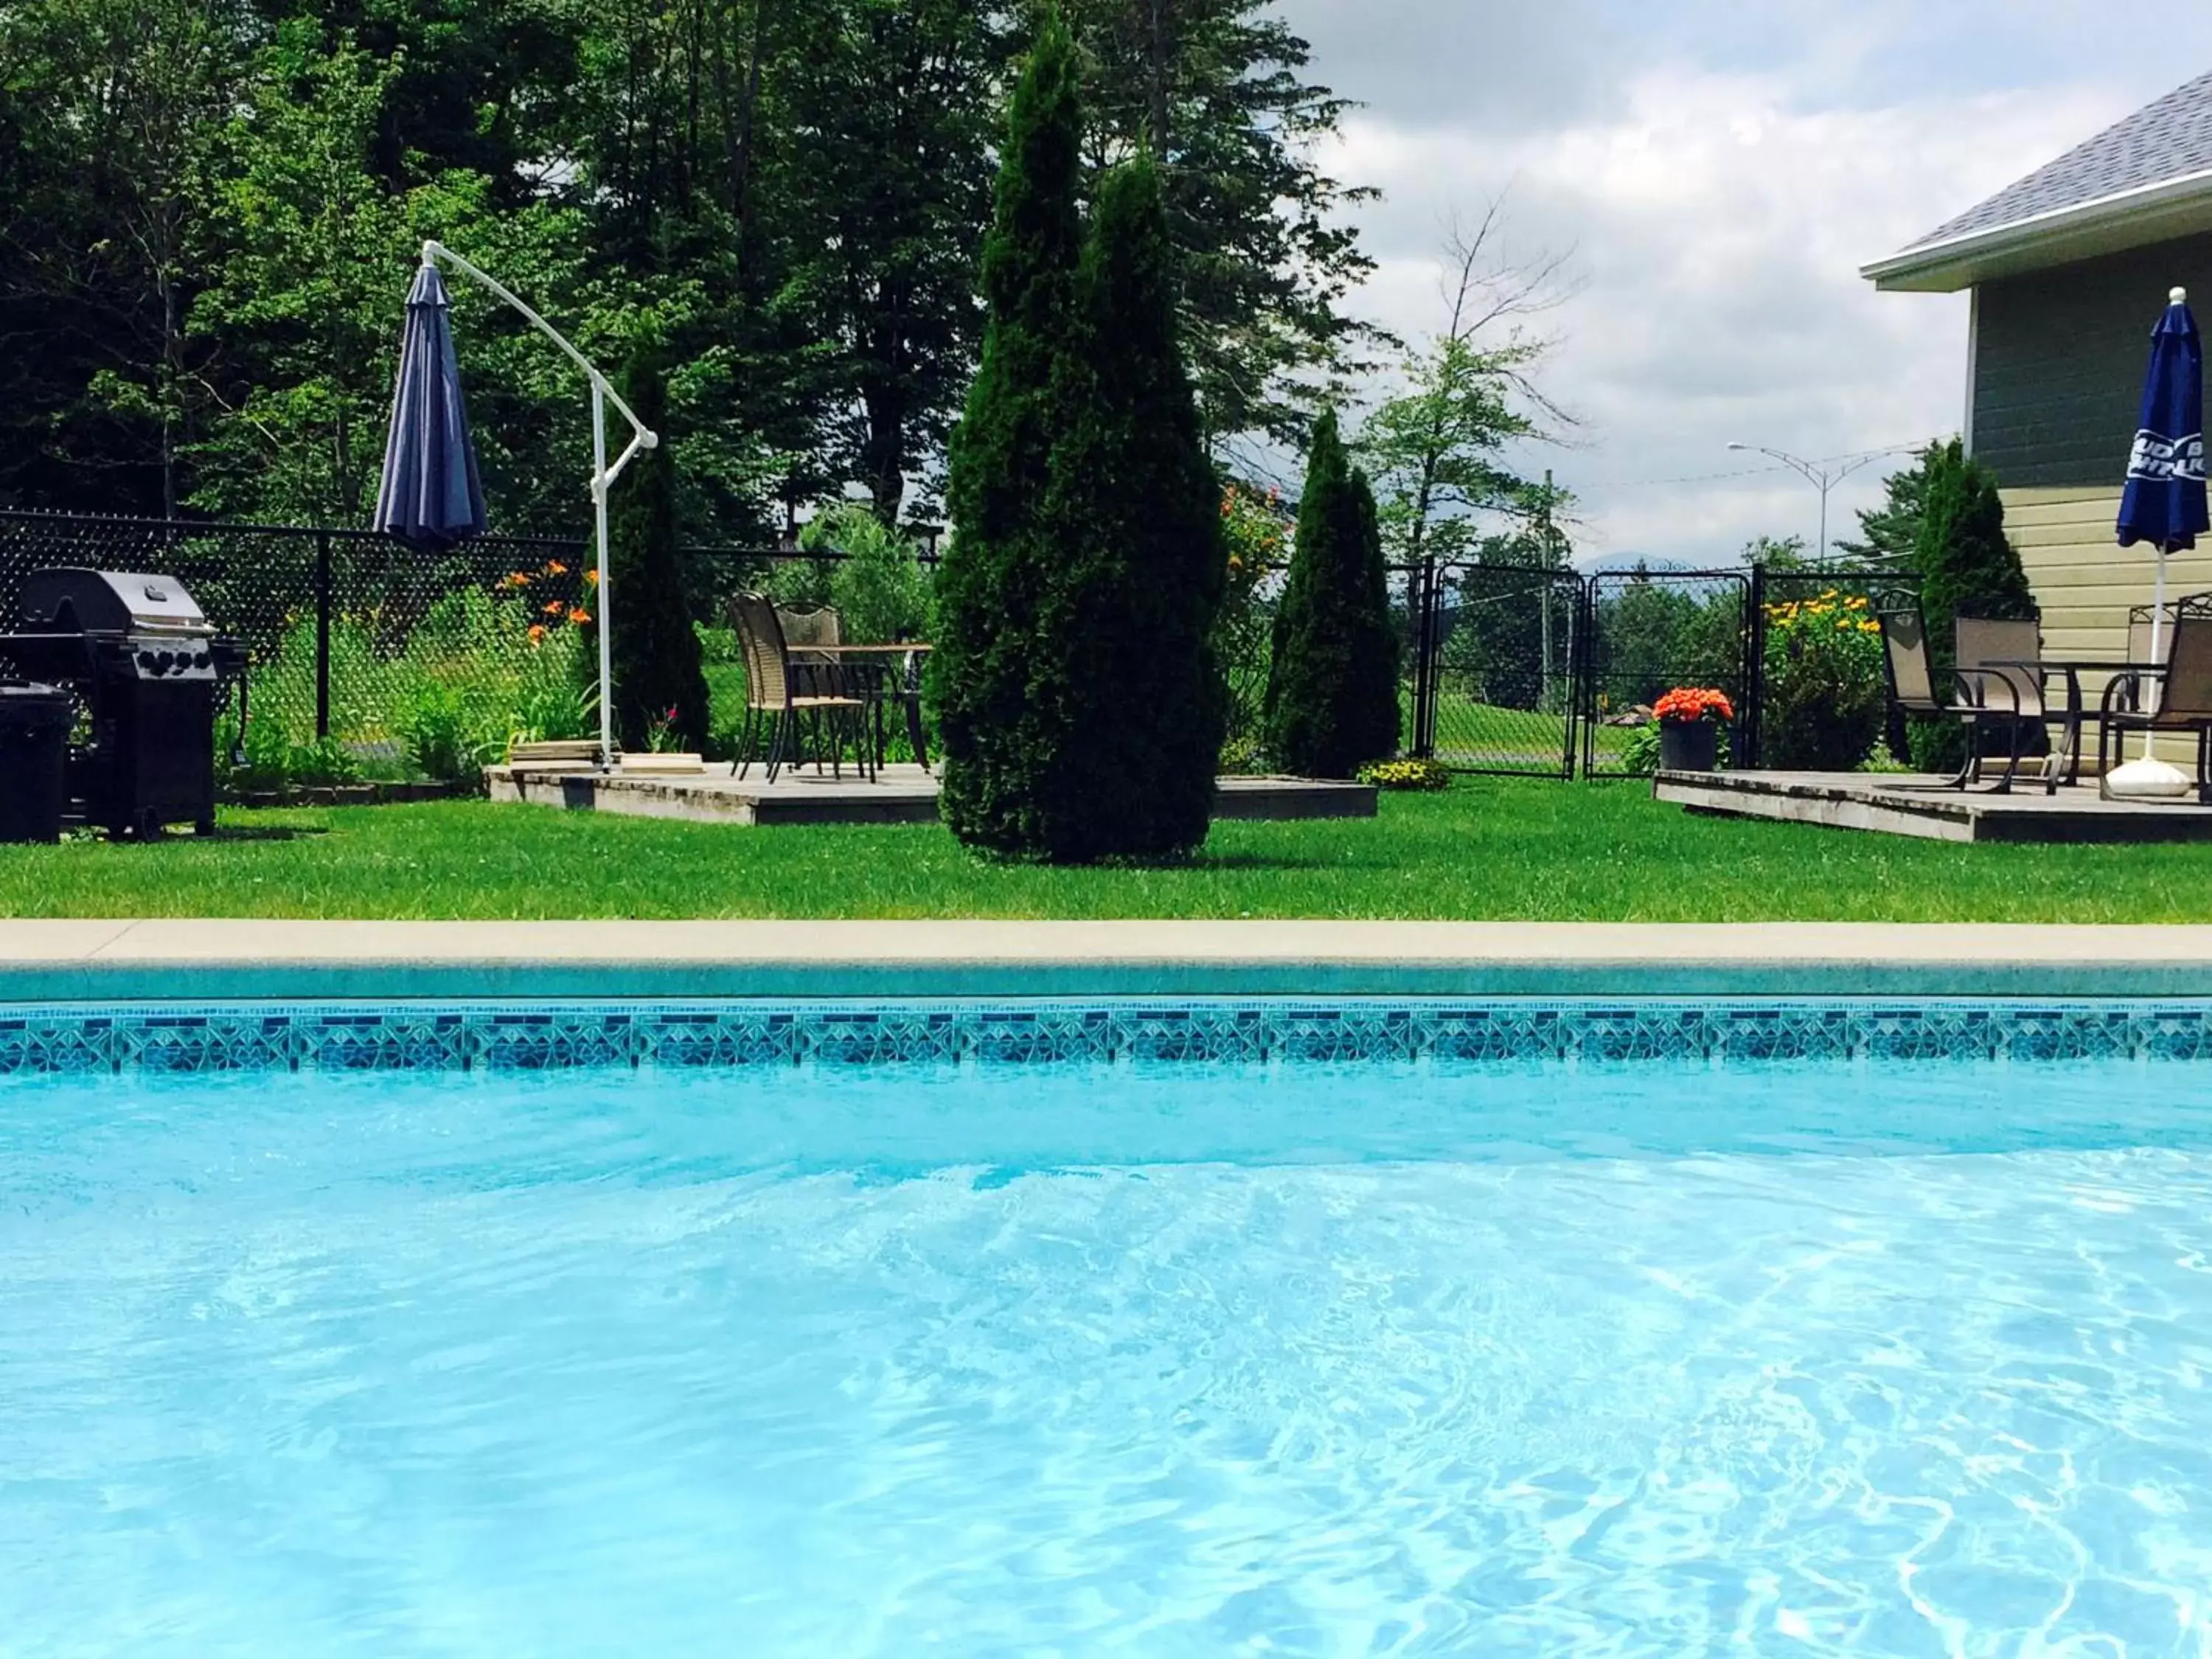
top-left (1, 780), bottom-right (2208, 922)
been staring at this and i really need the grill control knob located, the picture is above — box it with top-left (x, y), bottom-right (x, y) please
top-left (193, 651), bottom-right (211, 670)
top-left (155, 652), bottom-right (175, 675)
top-left (136, 650), bottom-right (158, 673)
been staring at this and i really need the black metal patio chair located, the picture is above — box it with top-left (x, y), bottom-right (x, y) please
top-left (1873, 591), bottom-right (2056, 794)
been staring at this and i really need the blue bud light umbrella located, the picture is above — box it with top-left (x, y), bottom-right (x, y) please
top-left (372, 262), bottom-right (488, 549)
top-left (377, 243), bottom-right (655, 765)
top-left (2110, 285), bottom-right (2209, 795)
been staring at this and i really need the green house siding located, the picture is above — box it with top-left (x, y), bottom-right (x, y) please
top-left (1971, 232), bottom-right (2212, 488)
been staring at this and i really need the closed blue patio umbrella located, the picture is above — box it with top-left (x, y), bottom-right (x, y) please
top-left (373, 262), bottom-right (488, 549)
top-left (2110, 285), bottom-right (2208, 796)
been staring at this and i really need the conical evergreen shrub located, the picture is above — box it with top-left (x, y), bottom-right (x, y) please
top-left (1265, 412), bottom-right (1400, 777)
top-left (928, 10), bottom-right (1085, 855)
top-left (605, 343), bottom-right (710, 753)
top-left (1029, 153), bottom-right (1227, 860)
top-left (1907, 437), bottom-right (2033, 769)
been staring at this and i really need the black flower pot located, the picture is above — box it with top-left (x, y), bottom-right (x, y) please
top-left (1658, 719), bottom-right (1719, 773)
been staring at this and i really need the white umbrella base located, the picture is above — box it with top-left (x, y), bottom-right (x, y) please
top-left (2101, 756), bottom-right (2196, 800)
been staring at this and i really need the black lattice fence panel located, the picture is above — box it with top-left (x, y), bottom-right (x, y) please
top-left (1580, 569), bottom-right (1750, 777)
top-left (1418, 563), bottom-right (1581, 776)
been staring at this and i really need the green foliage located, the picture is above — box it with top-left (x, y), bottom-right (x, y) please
top-left (934, 32), bottom-right (1226, 860)
top-left (1060, 0), bottom-right (1377, 452)
top-left (1907, 439), bottom-right (2034, 771)
top-left (1742, 534), bottom-right (1810, 571)
top-left (1620, 723), bottom-right (1660, 776)
top-left (1832, 440), bottom-right (1947, 568)
top-left (1915, 439), bottom-right (2031, 638)
top-left (1265, 410), bottom-right (1400, 777)
top-left (931, 12), bottom-right (1088, 855)
top-left (1026, 151), bottom-right (1228, 860)
top-left (1760, 590), bottom-right (1887, 771)
top-left (1214, 481), bottom-right (1290, 771)
top-left (800, 504), bottom-right (934, 643)
top-left (1358, 757), bottom-right (1450, 791)
top-left (4, 0), bottom-right (1373, 527)
top-left (1620, 720), bottom-right (1730, 777)
top-left (605, 344), bottom-right (712, 751)
top-left (1588, 571), bottom-right (1742, 714)
top-left (226, 581), bottom-right (594, 787)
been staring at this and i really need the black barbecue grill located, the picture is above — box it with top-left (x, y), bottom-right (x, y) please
top-left (0, 568), bottom-right (246, 837)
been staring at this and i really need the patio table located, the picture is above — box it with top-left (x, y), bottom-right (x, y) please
top-left (785, 643), bottom-right (933, 771)
top-left (1987, 658), bottom-right (2166, 785)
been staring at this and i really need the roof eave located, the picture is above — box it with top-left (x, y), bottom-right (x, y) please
top-left (1862, 167), bottom-right (2212, 292)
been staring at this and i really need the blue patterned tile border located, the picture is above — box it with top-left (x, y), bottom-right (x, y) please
top-left (1, 998), bottom-right (2211, 1076)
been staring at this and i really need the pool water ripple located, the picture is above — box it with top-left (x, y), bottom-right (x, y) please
top-left (4, 1060), bottom-right (2212, 1654)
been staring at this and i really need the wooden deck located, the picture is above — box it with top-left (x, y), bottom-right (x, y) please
top-left (487, 762), bottom-right (1377, 827)
top-left (1655, 769), bottom-right (2212, 844)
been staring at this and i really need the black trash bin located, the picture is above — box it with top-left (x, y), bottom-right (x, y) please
top-left (0, 680), bottom-right (73, 844)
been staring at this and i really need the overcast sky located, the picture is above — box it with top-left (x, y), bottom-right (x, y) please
top-left (1278, 1), bottom-right (2212, 566)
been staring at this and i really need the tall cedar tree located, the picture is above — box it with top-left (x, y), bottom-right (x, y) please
top-left (1032, 152), bottom-right (1228, 860)
top-left (1907, 437), bottom-right (2034, 768)
top-left (1266, 410), bottom-right (1399, 776)
top-left (605, 343), bottom-right (712, 751)
top-left (929, 12), bottom-right (1085, 855)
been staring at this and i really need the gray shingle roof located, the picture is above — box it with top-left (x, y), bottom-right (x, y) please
top-left (1907, 69), bottom-right (2212, 250)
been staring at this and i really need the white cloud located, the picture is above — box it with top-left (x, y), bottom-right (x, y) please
top-left (1279, 3), bottom-right (2211, 564)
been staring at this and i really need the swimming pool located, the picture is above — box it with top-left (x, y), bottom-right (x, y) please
top-left (4, 1001), bottom-right (2211, 1654)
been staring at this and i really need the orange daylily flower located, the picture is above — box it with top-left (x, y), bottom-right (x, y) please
top-left (543, 600), bottom-right (566, 616)
top-left (527, 624), bottom-right (547, 644)
top-left (568, 608), bottom-right (592, 625)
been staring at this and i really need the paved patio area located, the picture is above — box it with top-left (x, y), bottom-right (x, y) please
top-left (1655, 769), bottom-right (2212, 843)
top-left (4, 919), bottom-right (2211, 1000)
top-left (487, 762), bottom-right (1377, 826)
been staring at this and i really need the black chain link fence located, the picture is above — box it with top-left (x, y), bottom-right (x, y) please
top-left (1579, 570), bottom-right (1751, 777)
top-left (0, 509), bottom-right (1917, 787)
top-left (1411, 563), bottom-right (1582, 777)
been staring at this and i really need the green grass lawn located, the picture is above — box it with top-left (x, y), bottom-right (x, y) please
top-left (3, 779), bottom-right (2211, 921)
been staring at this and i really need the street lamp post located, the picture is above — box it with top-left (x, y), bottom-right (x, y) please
top-left (1726, 442), bottom-right (1913, 565)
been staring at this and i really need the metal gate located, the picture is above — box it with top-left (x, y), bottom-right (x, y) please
top-left (1408, 560), bottom-right (1583, 776)
top-left (1407, 562), bottom-right (1755, 779)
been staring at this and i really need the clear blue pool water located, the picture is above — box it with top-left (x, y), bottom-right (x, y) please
top-left (4, 1057), bottom-right (2212, 1655)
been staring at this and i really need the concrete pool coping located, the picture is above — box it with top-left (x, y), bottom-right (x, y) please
top-left (3, 919), bottom-right (2212, 1000)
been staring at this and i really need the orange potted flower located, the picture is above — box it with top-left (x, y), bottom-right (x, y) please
top-left (1652, 686), bottom-right (1733, 772)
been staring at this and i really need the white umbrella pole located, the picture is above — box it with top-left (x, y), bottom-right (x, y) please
top-left (2105, 542), bottom-right (2192, 797)
top-left (2143, 548), bottom-right (2168, 763)
top-left (592, 380), bottom-right (614, 768)
top-left (415, 240), bottom-right (655, 771)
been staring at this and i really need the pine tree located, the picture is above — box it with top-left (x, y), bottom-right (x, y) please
top-left (1266, 411), bottom-right (1400, 776)
top-left (1916, 438), bottom-right (2031, 641)
top-left (1032, 152), bottom-right (1227, 860)
top-left (1907, 437), bottom-right (2034, 768)
top-left (605, 341), bottom-right (711, 752)
top-left (928, 10), bottom-right (1085, 855)
top-left (1832, 439), bottom-right (1944, 568)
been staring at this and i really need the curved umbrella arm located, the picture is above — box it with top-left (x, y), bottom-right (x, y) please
top-left (419, 240), bottom-right (658, 477)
